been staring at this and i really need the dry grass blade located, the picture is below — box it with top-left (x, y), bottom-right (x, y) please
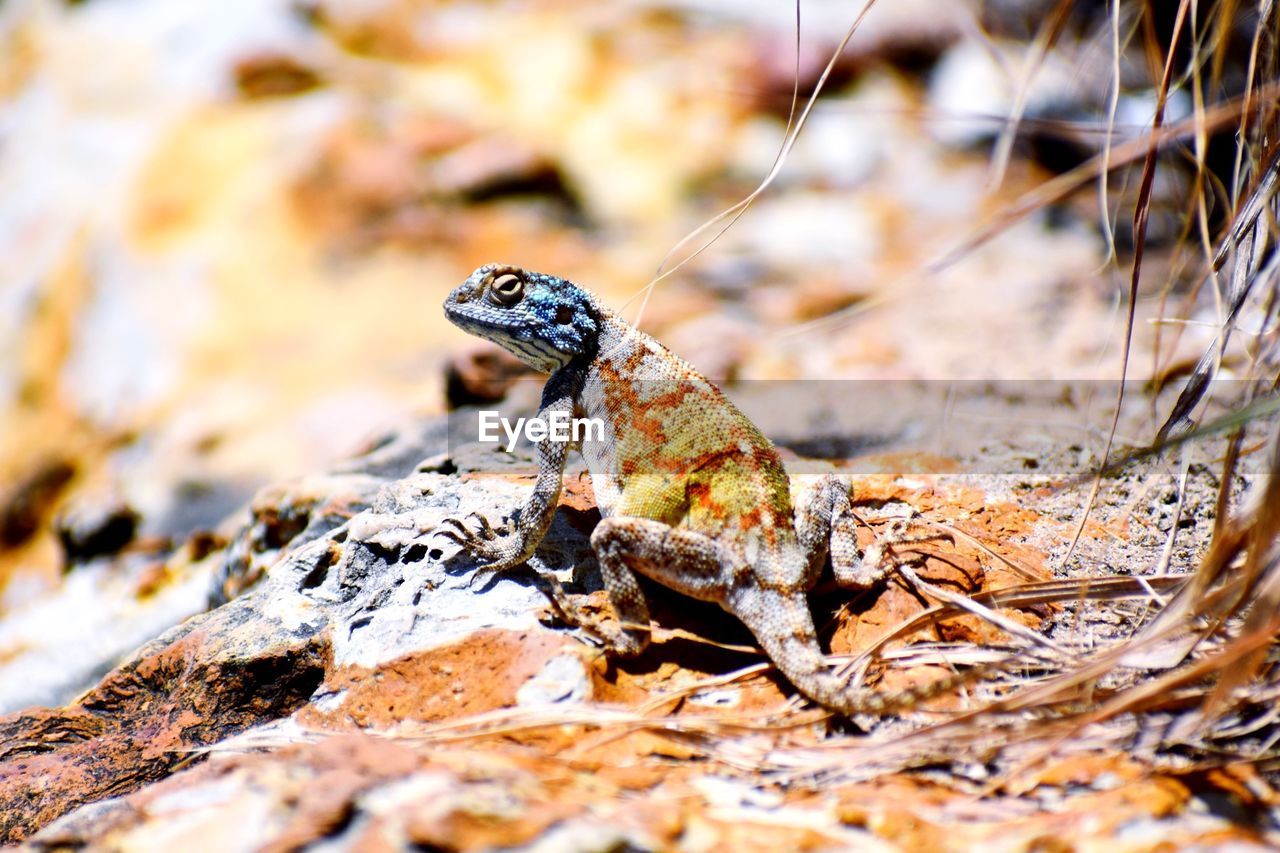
top-left (618, 0), bottom-right (881, 334)
top-left (1159, 149), bottom-right (1280, 441)
top-left (893, 564), bottom-right (1072, 658)
top-left (1214, 149), bottom-right (1280, 271)
top-left (789, 79), bottom-right (1280, 341)
top-left (838, 575), bottom-right (1188, 690)
top-left (925, 82), bottom-right (1280, 277)
top-left (1051, 391), bottom-right (1280, 488)
top-left (986, 0), bottom-right (1076, 191)
top-left (1194, 422), bottom-right (1280, 727)
top-left (1059, 0), bottom-right (1193, 572)
top-left (913, 518), bottom-right (1047, 583)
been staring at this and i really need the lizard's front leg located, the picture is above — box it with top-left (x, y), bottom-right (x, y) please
top-left (435, 393), bottom-right (573, 574)
top-left (795, 473), bottom-right (891, 591)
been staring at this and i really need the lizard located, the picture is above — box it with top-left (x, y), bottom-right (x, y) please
top-left (436, 263), bottom-right (959, 715)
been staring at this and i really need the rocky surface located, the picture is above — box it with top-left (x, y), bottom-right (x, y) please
top-left (2, 406), bottom-right (1275, 847)
top-left (2, 0), bottom-right (1276, 847)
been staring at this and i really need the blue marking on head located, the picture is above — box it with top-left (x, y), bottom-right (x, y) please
top-left (443, 264), bottom-right (601, 373)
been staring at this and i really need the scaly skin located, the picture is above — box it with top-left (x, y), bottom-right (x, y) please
top-left (438, 263), bottom-right (949, 715)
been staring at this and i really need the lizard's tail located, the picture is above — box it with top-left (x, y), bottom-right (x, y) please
top-left (742, 590), bottom-right (986, 716)
top-left (825, 660), bottom-right (988, 717)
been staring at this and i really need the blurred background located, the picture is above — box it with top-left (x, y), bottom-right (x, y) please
top-left (0, 0), bottom-right (1272, 620)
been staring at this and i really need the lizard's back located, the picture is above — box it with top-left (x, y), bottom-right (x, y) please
top-left (578, 316), bottom-right (796, 548)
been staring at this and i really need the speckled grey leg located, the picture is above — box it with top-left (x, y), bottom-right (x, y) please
top-left (565, 516), bottom-right (736, 657)
top-left (433, 395), bottom-right (574, 571)
top-left (796, 474), bottom-right (887, 590)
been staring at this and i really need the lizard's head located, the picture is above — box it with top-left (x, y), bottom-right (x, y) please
top-left (444, 264), bottom-right (601, 373)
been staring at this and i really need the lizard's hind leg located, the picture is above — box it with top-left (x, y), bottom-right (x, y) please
top-left (583, 517), bottom-right (736, 657)
top-left (796, 474), bottom-right (888, 590)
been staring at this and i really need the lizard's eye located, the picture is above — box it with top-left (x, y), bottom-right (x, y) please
top-left (488, 273), bottom-right (525, 306)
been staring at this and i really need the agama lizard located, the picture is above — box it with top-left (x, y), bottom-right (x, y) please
top-left (437, 263), bottom-right (952, 715)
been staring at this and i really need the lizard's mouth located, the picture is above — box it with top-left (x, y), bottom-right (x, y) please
top-left (443, 304), bottom-right (562, 373)
top-left (443, 303), bottom-right (517, 337)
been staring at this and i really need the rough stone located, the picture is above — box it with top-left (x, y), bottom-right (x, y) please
top-left (0, 416), bottom-right (599, 842)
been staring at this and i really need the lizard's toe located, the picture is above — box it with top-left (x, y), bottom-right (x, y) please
top-left (472, 514), bottom-right (501, 540)
top-left (435, 516), bottom-right (471, 534)
top-left (463, 562), bottom-right (501, 588)
top-left (434, 514), bottom-right (498, 543)
top-left (431, 525), bottom-right (472, 546)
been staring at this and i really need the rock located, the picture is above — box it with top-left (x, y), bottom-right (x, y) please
top-left (0, 459), bottom-right (76, 549)
top-left (0, 416), bottom-right (452, 717)
top-left (55, 493), bottom-right (140, 567)
top-left (291, 115), bottom-right (577, 251)
top-left (0, 545), bottom-right (215, 715)
top-left (208, 472), bottom-right (384, 607)
top-left (25, 734), bottom-right (659, 851)
top-left (0, 416), bottom-right (599, 842)
top-left (443, 343), bottom-right (537, 410)
top-left (1, 404), bottom-right (1265, 848)
top-left (0, 586), bottom-right (330, 843)
top-left (516, 652), bottom-right (594, 706)
top-left (233, 52), bottom-right (324, 99)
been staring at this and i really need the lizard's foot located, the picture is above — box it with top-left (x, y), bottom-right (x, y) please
top-left (841, 516), bottom-right (945, 590)
top-left (798, 475), bottom-right (937, 591)
top-left (828, 504), bottom-right (884, 590)
top-left (798, 473), bottom-right (872, 590)
top-left (433, 513), bottom-right (525, 575)
top-left (527, 568), bottom-right (648, 657)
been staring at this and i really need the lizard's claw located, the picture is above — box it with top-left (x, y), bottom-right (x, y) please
top-left (433, 514), bottom-right (522, 574)
top-left (432, 516), bottom-right (470, 541)
top-left (436, 512), bottom-right (501, 541)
